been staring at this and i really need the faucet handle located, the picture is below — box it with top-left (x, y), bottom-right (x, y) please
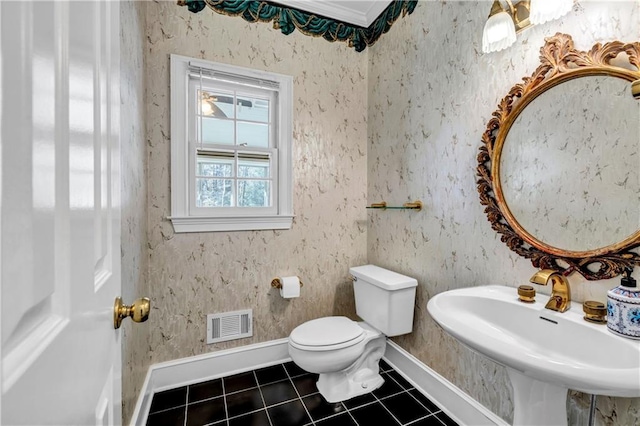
top-left (517, 285), bottom-right (536, 303)
top-left (583, 301), bottom-right (607, 324)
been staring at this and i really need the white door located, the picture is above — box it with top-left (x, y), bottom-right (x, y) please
top-left (1, 1), bottom-right (122, 425)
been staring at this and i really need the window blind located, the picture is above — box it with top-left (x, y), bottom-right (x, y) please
top-left (188, 62), bottom-right (280, 91)
top-left (196, 148), bottom-right (271, 162)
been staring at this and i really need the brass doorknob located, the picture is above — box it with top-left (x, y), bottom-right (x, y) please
top-left (114, 297), bottom-right (150, 329)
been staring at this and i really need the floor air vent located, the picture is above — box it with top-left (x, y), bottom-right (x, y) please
top-left (207, 309), bottom-right (253, 344)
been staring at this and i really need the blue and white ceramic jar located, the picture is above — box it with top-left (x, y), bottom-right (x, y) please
top-left (607, 268), bottom-right (640, 340)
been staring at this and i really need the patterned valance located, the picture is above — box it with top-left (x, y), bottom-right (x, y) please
top-left (178, 0), bottom-right (418, 52)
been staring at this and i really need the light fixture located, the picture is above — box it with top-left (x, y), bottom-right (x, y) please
top-left (200, 92), bottom-right (227, 118)
top-left (482, 0), bottom-right (573, 54)
top-left (482, 1), bottom-right (518, 53)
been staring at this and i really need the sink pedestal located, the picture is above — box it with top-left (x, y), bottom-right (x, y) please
top-left (508, 368), bottom-right (568, 426)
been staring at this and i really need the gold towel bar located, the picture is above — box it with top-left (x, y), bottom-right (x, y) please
top-left (271, 277), bottom-right (304, 289)
top-left (366, 200), bottom-right (423, 211)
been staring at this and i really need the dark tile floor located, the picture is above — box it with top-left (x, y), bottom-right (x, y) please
top-left (146, 359), bottom-right (459, 426)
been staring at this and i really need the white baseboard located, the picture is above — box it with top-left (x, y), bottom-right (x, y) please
top-left (384, 340), bottom-right (508, 426)
top-left (129, 338), bottom-right (290, 425)
top-left (130, 338), bottom-right (506, 426)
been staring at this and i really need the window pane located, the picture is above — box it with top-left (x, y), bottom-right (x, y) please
top-left (199, 90), bottom-right (234, 118)
top-left (238, 158), bottom-right (269, 178)
top-left (238, 180), bottom-right (270, 207)
top-left (237, 122), bottom-right (269, 148)
top-left (196, 178), bottom-right (233, 207)
top-left (197, 156), bottom-right (233, 177)
top-left (201, 117), bottom-right (234, 145)
top-left (237, 95), bottom-right (269, 122)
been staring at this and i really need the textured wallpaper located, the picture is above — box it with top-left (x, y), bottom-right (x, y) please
top-left (143, 1), bottom-right (368, 363)
top-left (367, 1), bottom-right (639, 425)
top-left (120, 1), bottom-right (151, 423)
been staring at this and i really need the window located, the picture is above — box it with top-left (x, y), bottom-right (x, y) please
top-left (170, 55), bottom-right (293, 232)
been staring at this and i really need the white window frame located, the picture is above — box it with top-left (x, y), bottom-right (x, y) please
top-left (170, 55), bottom-right (293, 232)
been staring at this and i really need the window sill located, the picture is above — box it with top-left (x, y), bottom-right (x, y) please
top-left (169, 215), bottom-right (294, 233)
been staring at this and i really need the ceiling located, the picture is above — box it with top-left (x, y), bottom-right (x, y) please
top-left (269, 0), bottom-right (394, 27)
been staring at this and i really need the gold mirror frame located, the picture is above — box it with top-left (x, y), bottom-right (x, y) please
top-left (477, 33), bottom-right (640, 280)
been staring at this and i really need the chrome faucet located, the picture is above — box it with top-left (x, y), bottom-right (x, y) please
top-left (529, 269), bottom-right (571, 313)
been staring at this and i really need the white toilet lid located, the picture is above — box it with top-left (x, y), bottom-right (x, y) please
top-left (290, 316), bottom-right (364, 350)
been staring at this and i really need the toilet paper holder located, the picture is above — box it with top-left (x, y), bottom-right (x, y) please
top-left (271, 277), bottom-right (304, 289)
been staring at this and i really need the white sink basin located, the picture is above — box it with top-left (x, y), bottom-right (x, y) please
top-left (427, 285), bottom-right (640, 425)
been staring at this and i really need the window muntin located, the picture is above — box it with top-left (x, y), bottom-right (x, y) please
top-left (188, 78), bottom-right (277, 216)
top-left (194, 151), bottom-right (273, 209)
top-left (194, 82), bottom-right (274, 149)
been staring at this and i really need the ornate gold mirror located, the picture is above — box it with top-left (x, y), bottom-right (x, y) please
top-left (478, 33), bottom-right (640, 280)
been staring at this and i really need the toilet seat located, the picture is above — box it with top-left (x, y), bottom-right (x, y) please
top-left (289, 316), bottom-right (365, 352)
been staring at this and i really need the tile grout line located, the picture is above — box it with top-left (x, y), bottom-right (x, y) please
top-left (265, 396), bottom-right (309, 409)
top-left (343, 406), bottom-right (360, 426)
top-left (340, 392), bottom-right (401, 425)
top-left (404, 412), bottom-right (445, 426)
top-left (314, 405), bottom-right (358, 425)
top-left (221, 378), bottom-right (229, 426)
top-left (371, 390), bottom-right (405, 426)
top-left (283, 363), bottom-right (316, 425)
top-left (312, 411), bottom-right (344, 422)
top-left (183, 386), bottom-right (189, 426)
top-left (252, 370), bottom-right (274, 426)
top-left (407, 390), bottom-right (443, 416)
top-left (225, 407), bottom-right (267, 421)
top-left (148, 403), bottom-right (187, 416)
top-left (225, 384), bottom-right (259, 396)
top-left (342, 397), bottom-right (394, 426)
top-left (406, 387), bottom-right (443, 417)
top-left (371, 372), bottom-right (422, 426)
top-left (337, 376), bottom-right (414, 426)
top-left (344, 398), bottom-right (379, 412)
top-left (386, 371), bottom-right (444, 419)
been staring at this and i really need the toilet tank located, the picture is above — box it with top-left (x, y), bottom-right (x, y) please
top-left (350, 265), bottom-right (418, 337)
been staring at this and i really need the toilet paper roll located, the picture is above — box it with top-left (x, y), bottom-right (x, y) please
top-left (279, 276), bottom-right (301, 299)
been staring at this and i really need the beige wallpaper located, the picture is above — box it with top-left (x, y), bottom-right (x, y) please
top-left (120, 1), bottom-right (151, 423)
top-left (367, 1), bottom-right (639, 425)
top-left (144, 1), bottom-right (368, 363)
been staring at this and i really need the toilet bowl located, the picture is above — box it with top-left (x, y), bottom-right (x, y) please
top-left (288, 265), bottom-right (418, 403)
top-left (288, 317), bottom-right (386, 402)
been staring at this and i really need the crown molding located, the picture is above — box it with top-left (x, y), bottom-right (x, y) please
top-left (179, 0), bottom-right (418, 52)
top-left (269, 1), bottom-right (393, 27)
top-left (365, 1), bottom-right (395, 27)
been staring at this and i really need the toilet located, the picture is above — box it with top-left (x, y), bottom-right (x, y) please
top-left (288, 265), bottom-right (417, 402)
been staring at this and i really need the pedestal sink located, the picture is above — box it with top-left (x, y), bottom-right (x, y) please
top-left (427, 285), bottom-right (640, 426)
